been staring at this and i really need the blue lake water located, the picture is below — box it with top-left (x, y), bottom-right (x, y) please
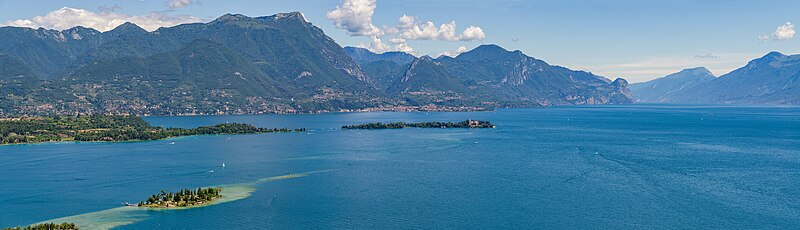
top-left (1, 105), bottom-right (799, 229)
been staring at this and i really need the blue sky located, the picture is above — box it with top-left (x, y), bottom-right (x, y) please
top-left (0, 0), bottom-right (797, 82)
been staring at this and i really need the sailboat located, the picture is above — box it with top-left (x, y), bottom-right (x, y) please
top-left (222, 163), bottom-right (226, 168)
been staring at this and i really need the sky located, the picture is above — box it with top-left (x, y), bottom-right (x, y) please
top-left (0, 0), bottom-right (798, 83)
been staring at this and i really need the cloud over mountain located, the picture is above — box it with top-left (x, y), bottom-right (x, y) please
top-left (395, 15), bottom-right (485, 42)
top-left (327, 0), bottom-right (485, 54)
top-left (2, 7), bottom-right (202, 32)
top-left (326, 0), bottom-right (382, 36)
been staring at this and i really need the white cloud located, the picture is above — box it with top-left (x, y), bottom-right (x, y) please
top-left (358, 36), bottom-right (391, 53)
top-left (326, 0), bottom-right (382, 36)
top-left (168, 0), bottom-right (196, 9)
top-left (396, 15), bottom-right (486, 42)
top-left (2, 7), bottom-right (202, 32)
top-left (394, 43), bottom-right (415, 54)
top-left (439, 45), bottom-right (468, 57)
top-left (759, 22), bottom-right (795, 41)
top-left (773, 22), bottom-right (795, 41)
top-left (388, 37), bottom-right (406, 44)
top-left (327, 0), bottom-right (485, 53)
top-left (358, 36), bottom-right (416, 55)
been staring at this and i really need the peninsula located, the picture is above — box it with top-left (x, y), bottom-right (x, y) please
top-left (138, 187), bottom-right (222, 208)
top-left (342, 120), bottom-right (495, 130)
top-left (0, 115), bottom-right (305, 145)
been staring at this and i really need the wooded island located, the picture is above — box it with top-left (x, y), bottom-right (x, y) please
top-left (138, 187), bottom-right (223, 208)
top-left (342, 120), bottom-right (495, 130)
top-left (0, 115), bottom-right (304, 145)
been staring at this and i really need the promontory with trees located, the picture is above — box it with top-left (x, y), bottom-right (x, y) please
top-left (138, 187), bottom-right (223, 208)
top-left (342, 120), bottom-right (495, 130)
top-left (0, 115), bottom-right (305, 145)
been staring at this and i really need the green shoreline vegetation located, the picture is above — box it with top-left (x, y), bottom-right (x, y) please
top-left (3, 223), bottom-right (78, 230)
top-left (138, 187), bottom-right (222, 208)
top-left (0, 115), bottom-right (305, 145)
top-left (342, 120), bottom-right (496, 130)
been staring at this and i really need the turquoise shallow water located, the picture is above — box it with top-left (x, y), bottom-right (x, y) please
top-left (1, 105), bottom-right (800, 229)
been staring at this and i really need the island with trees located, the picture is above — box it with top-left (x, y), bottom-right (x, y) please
top-left (342, 120), bottom-right (496, 130)
top-left (0, 115), bottom-right (305, 145)
top-left (137, 187), bottom-right (222, 208)
top-left (3, 223), bottom-right (78, 230)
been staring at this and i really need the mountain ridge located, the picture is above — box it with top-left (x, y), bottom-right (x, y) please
top-left (351, 44), bottom-right (634, 107)
top-left (0, 12), bottom-right (634, 115)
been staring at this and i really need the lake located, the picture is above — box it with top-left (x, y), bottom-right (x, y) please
top-left (1, 105), bottom-right (799, 229)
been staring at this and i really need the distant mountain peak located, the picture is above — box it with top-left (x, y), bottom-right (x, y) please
top-left (266, 12), bottom-right (307, 22)
top-left (475, 44), bottom-right (507, 51)
top-left (611, 78), bottom-right (629, 87)
top-left (762, 51), bottom-right (786, 59)
top-left (746, 51), bottom-right (794, 68)
top-left (108, 22), bottom-right (147, 34)
top-left (455, 44), bottom-right (515, 61)
top-left (667, 67), bottom-right (714, 79)
top-left (466, 44), bottom-right (509, 54)
top-left (216, 13), bottom-right (250, 22)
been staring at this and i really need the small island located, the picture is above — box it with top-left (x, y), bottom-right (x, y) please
top-left (342, 120), bottom-right (495, 130)
top-left (137, 187), bottom-right (222, 208)
top-left (0, 115), bottom-right (305, 145)
top-left (3, 223), bottom-right (78, 230)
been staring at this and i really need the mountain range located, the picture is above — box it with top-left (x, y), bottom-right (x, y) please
top-left (631, 52), bottom-right (800, 104)
top-left (349, 45), bottom-right (633, 107)
top-left (0, 12), bottom-right (633, 115)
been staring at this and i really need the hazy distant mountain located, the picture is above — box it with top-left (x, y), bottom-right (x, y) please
top-left (630, 67), bottom-right (715, 103)
top-left (635, 52), bottom-right (800, 105)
